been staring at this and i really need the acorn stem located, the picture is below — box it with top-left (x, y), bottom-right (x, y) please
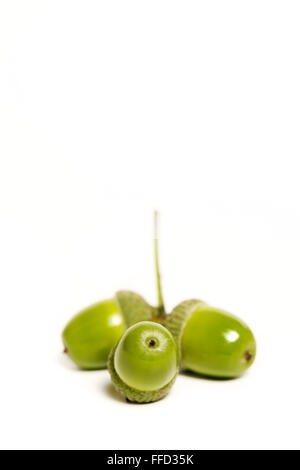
top-left (154, 211), bottom-right (166, 318)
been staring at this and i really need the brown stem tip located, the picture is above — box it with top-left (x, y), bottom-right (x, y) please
top-left (63, 347), bottom-right (68, 354)
top-left (244, 351), bottom-right (252, 362)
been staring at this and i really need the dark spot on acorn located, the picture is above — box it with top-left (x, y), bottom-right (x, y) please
top-left (244, 351), bottom-right (252, 362)
top-left (64, 347), bottom-right (68, 354)
top-left (148, 339), bottom-right (156, 347)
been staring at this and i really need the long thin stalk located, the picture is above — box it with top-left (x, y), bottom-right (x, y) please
top-left (154, 211), bottom-right (166, 317)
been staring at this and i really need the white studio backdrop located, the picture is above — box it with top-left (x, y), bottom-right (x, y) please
top-left (0, 1), bottom-right (300, 450)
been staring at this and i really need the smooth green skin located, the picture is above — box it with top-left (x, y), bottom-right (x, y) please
top-left (62, 299), bottom-right (126, 370)
top-left (181, 305), bottom-right (256, 378)
top-left (114, 321), bottom-right (178, 392)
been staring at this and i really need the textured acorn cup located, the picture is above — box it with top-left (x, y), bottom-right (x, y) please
top-left (62, 291), bottom-right (157, 370)
top-left (115, 290), bottom-right (158, 327)
top-left (108, 321), bottom-right (179, 403)
top-left (164, 300), bottom-right (256, 379)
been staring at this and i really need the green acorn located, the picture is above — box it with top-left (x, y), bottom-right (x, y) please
top-left (62, 291), bottom-right (157, 370)
top-left (165, 300), bottom-right (256, 378)
top-left (108, 321), bottom-right (179, 403)
top-left (153, 212), bottom-right (256, 379)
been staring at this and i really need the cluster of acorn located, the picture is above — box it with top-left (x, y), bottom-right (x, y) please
top-left (62, 213), bottom-right (256, 403)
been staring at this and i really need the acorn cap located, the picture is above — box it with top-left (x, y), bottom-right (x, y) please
top-left (107, 345), bottom-right (178, 403)
top-left (115, 290), bottom-right (158, 328)
top-left (164, 299), bottom-right (205, 351)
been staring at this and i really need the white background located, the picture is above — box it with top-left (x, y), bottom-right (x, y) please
top-left (1, 1), bottom-right (300, 450)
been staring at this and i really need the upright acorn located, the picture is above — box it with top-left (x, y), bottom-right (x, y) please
top-left (62, 291), bottom-right (158, 370)
top-left (108, 321), bottom-right (179, 403)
